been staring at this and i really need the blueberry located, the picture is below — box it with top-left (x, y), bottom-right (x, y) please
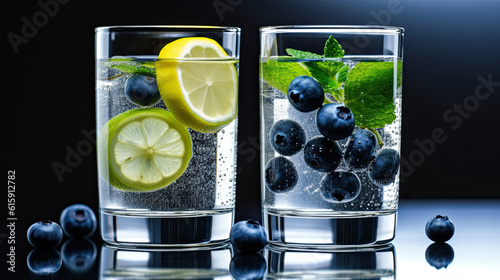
top-left (316, 103), bottom-right (355, 140)
top-left (304, 136), bottom-right (342, 172)
top-left (60, 204), bottom-right (97, 238)
top-left (368, 149), bottom-right (400, 187)
top-left (320, 171), bottom-right (361, 203)
top-left (265, 157), bottom-right (298, 193)
top-left (61, 239), bottom-right (97, 274)
top-left (269, 119), bottom-right (306, 156)
top-left (344, 129), bottom-right (378, 171)
top-left (287, 75), bottom-right (324, 112)
top-left (425, 243), bottom-right (454, 269)
top-left (230, 252), bottom-right (267, 280)
top-left (27, 220), bottom-right (63, 249)
top-left (230, 219), bottom-right (267, 253)
top-left (124, 75), bottom-right (161, 107)
top-left (425, 215), bottom-right (455, 243)
top-left (27, 249), bottom-right (62, 275)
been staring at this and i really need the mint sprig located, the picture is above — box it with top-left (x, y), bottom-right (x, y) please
top-left (107, 58), bottom-right (156, 77)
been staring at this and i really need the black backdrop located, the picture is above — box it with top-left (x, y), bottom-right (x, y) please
top-left (3, 0), bottom-right (500, 247)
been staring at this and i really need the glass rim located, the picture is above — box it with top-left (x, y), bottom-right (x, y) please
top-left (260, 25), bottom-right (404, 34)
top-left (95, 25), bottom-right (241, 33)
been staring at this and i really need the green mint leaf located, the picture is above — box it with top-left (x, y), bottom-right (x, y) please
top-left (108, 58), bottom-right (156, 77)
top-left (261, 59), bottom-right (311, 94)
top-left (344, 61), bottom-right (402, 129)
top-left (337, 65), bottom-right (349, 83)
top-left (324, 35), bottom-right (344, 58)
top-left (286, 47), bottom-right (345, 100)
top-left (285, 48), bottom-right (322, 59)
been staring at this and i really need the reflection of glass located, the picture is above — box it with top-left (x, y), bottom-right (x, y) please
top-left (260, 26), bottom-right (404, 247)
top-left (99, 242), bottom-right (233, 279)
top-left (95, 26), bottom-right (240, 247)
top-left (264, 244), bottom-right (395, 279)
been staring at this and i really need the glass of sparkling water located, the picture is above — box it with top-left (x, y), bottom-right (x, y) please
top-left (95, 26), bottom-right (240, 246)
top-left (260, 25), bottom-right (404, 247)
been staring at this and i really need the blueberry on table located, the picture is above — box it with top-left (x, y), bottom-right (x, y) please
top-left (269, 119), bottom-right (306, 156)
top-left (368, 148), bottom-right (400, 187)
top-left (320, 171), bottom-right (361, 203)
top-left (124, 75), bottom-right (161, 107)
top-left (304, 136), bottom-right (342, 172)
top-left (287, 75), bottom-right (325, 112)
top-left (344, 129), bottom-right (377, 171)
top-left (60, 204), bottom-right (97, 238)
top-left (230, 219), bottom-right (268, 253)
top-left (27, 220), bottom-right (63, 249)
top-left (265, 157), bottom-right (298, 193)
top-left (425, 215), bottom-right (455, 243)
top-left (316, 103), bottom-right (355, 140)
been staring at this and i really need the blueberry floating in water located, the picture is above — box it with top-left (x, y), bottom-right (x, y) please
top-left (265, 156), bottom-right (298, 193)
top-left (344, 129), bottom-right (378, 171)
top-left (304, 136), bottom-right (342, 172)
top-left (320, 171), bottom-right (361, 203)
top-left (124, 75), bottom-right (161, 107)
top-left (269, 119), bottom-right (306, 156)
top-left (316, 103), bottom-right (355, 140)
top-left (369, 148), bottom-right (400, 187)
top-left (287, 75), bottom-right (324, 112)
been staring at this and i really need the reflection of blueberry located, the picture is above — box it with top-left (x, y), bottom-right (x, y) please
top-left (269, 119), bottom-right (306, 156)
top-left (60, 204), bottom-right (97, 238)
top-left (425, 243), bottom-right (454, 269)
top-left (425, 215), bottom-right (455, 243)
top-left (316, 103), bottom-right (355, 140)
top-left (265, 157), bottom-right (298, 193)
top-left (61, 239), bottom-right (97, 274)
top-left (124, 75), bottom-right (161, 107)
top-left (369, 149), bottom-right (400, 187)
top-left (320, 171), bottom-right (361, 203)
top-left (230, 252), bottom-right (267, 280)
top-left (27, 220), bottom-right (63, 248)
top-left (344, 129), bottom-right (377, 171)
top-left (27, 249), bottom-right (62, 275)
top-left (304, 136), bottom-right (342, 172)
top-left (230, 220), bottom-right (267, 253)
top-left (287, 75), bottom-right (324, 112)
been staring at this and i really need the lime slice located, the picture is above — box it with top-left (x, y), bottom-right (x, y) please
top-left (98, 108), bottom-right (192, 192)
top-left (156, 37), bottom-right (238, 133)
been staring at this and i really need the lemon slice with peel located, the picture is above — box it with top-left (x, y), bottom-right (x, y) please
top-left (98, 108), bottom-right (192, 192)
top-left (156, 37), bottom-right (238, 133)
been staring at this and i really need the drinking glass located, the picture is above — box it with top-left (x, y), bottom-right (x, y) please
top-left (260, 25), bottom-right (404, 247)
top-left (95, 26), bottom-right (240, 246)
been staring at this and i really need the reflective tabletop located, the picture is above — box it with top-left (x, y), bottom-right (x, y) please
top-left (13, 199), bottom-right (500, 279)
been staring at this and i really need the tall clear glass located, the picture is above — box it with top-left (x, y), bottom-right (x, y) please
top-left (95, 26), bottom-right (240, 246)
top-left (260, 25), bottom-right (404, 247)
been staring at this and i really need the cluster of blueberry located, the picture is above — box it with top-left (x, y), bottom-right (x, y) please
top-left (265, 76), bottom-right (400, 202)
top-left (27, 204), bottom-right (97, 249)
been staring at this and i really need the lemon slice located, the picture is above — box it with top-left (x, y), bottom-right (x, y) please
top-left (156, 37), bottom-right (238, 133)
top-left (98, 108), bottom-right (192, 192)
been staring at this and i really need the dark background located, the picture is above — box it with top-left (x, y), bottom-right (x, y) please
top-left (2, 0), bottom-right (500, 277)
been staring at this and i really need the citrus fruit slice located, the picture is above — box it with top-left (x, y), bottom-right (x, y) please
top-left (155, 37), bottom-right (238, 133)
top-left (98, 108), bottom-right (192, 192)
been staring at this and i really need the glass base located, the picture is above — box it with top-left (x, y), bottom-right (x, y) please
top-left (100, 209), bottom-right (233, 247)
top-left (263, 210), bottom-right (397, 248)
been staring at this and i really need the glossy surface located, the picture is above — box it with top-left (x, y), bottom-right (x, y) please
top-left (10, 200), bottom-right (500, 279)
